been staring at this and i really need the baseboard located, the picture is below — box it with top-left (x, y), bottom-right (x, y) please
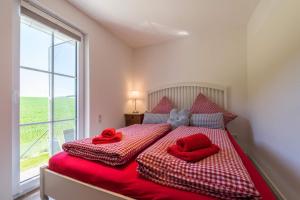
top-left (249, 155), bottom-right (288, 200)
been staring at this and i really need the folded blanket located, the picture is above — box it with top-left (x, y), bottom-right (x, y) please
top-left (137, 126), bottom-right (261, 200)
top-left (167, 144), bottom-right (219, 162)
top-left (176, 133), bottom-right (212, 152)
top-left (92, 132), bottom-right (122, 144)
top-left (63, 124), bottom-right (171, 166)
top-left (101, 128), bottom-right (116, 138)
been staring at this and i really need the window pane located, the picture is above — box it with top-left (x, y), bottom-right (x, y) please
top-left (19, 15), bottom-right (79, 185)
top-left (53, 120), bottom-right (76, 154)
top-left (20, 18), bottom-right (52, 71)
top-left (20, 124), bottom-right (50, 182)
top-left (20, 69), bottom-right (50, 124)
top-left (54, 75), bottom-right (76, 120)
top-left (54, 33), bottom-right (76, 76)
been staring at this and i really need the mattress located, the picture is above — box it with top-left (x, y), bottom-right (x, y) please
top-left (48, 130), bottom-right (276, 200)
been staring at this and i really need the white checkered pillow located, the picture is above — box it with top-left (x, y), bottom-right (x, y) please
top-left (151, 96), bottom-right (173, 113)
top-left (190, 93), bottom-right (237, 125)
top-left (190, 113), bottom-right (225, 129)
top-left (143, 112), bottom-right (170, 124)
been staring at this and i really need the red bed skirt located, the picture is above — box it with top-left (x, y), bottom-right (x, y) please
top-left (49, 131), bottom-right (276, 200)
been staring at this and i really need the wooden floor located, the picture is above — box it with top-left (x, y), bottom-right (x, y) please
top-left (16, 189), bottom-right (40, 200)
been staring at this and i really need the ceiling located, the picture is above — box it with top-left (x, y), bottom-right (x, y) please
top-left (67, 0), bottom-right (259, 48)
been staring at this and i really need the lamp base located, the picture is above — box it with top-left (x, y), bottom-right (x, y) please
top-left (132, 110), bottom-right (139, 114)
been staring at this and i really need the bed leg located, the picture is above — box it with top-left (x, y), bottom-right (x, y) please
top-left (40, 166), bottom-right (49, 200)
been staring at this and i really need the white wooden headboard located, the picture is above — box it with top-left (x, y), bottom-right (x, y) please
top-left (147, 82), bottom-right (228, 111)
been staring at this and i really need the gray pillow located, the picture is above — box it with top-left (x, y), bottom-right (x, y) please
top-left (167, 109), bottom-right (190, 129)
top-left (142, 112), bottom-right (169, 124)
top-left (190, 113), bottom-right (225, 129)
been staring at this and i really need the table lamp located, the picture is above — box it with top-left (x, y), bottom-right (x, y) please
top-left (129, 90), bottom-right (140, 113)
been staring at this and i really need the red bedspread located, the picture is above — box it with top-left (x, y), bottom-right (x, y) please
top-left (49, 130), bottom-right (276, 200)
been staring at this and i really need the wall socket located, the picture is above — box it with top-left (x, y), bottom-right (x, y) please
top-left (98, 114), bottom-right (102, 123)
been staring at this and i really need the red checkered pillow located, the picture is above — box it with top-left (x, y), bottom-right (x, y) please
top-left (190, 93), bottom-right (237, 124)
top-left (151, 96), bottom-right (173, 114)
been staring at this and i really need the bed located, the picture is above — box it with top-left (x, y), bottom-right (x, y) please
top-left (40, 82), bottom-right (276, 200)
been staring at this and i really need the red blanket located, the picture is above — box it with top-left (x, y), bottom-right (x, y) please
top-left (176, 133), bottom-right (212, 151)
top-left (137, 126), bottom-right (261, 200)
top-left (167, 144), bottom-right (219, 162)
top-left (63, 124), bottom-right (171, 166)
top-left (92, 132), bottom-right (122, 144)
top-left (101, 128), bottom-right (117, 138)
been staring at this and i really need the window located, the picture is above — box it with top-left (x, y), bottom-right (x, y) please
top-left (19, 13), bottom-right (82, 183)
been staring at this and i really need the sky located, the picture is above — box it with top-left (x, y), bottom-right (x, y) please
top-left (20, 19), bottom-right (77, 97)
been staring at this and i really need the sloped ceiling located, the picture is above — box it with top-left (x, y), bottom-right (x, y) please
top-left (67, 0), bottom-right (259, 48)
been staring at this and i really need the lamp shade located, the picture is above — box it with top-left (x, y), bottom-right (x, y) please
top-left (129, 90), bottom-right (140, 99)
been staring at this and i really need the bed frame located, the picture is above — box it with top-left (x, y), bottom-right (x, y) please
top-left (40, 82), bottom-right (227, 200)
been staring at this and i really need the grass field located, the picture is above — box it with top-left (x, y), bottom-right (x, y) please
top-left (20, 96), bottom-right (75, 173)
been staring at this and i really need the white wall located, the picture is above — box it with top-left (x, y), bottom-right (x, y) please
top-left (37, 0), bottom-right (133, 135)
top-left (247, 0), bottom-right (300, 199)
top-left (133, 28), bottom-right (250, 148)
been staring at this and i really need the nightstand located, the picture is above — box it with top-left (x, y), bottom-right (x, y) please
top-left (124, 113), bottom-right (144, 126)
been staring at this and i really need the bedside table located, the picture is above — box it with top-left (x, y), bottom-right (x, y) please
top-left (124, 113), bottom-right (144, 126)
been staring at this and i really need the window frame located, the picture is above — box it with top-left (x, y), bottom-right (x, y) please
top-left (13, 2), bottom-right (85, 197)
